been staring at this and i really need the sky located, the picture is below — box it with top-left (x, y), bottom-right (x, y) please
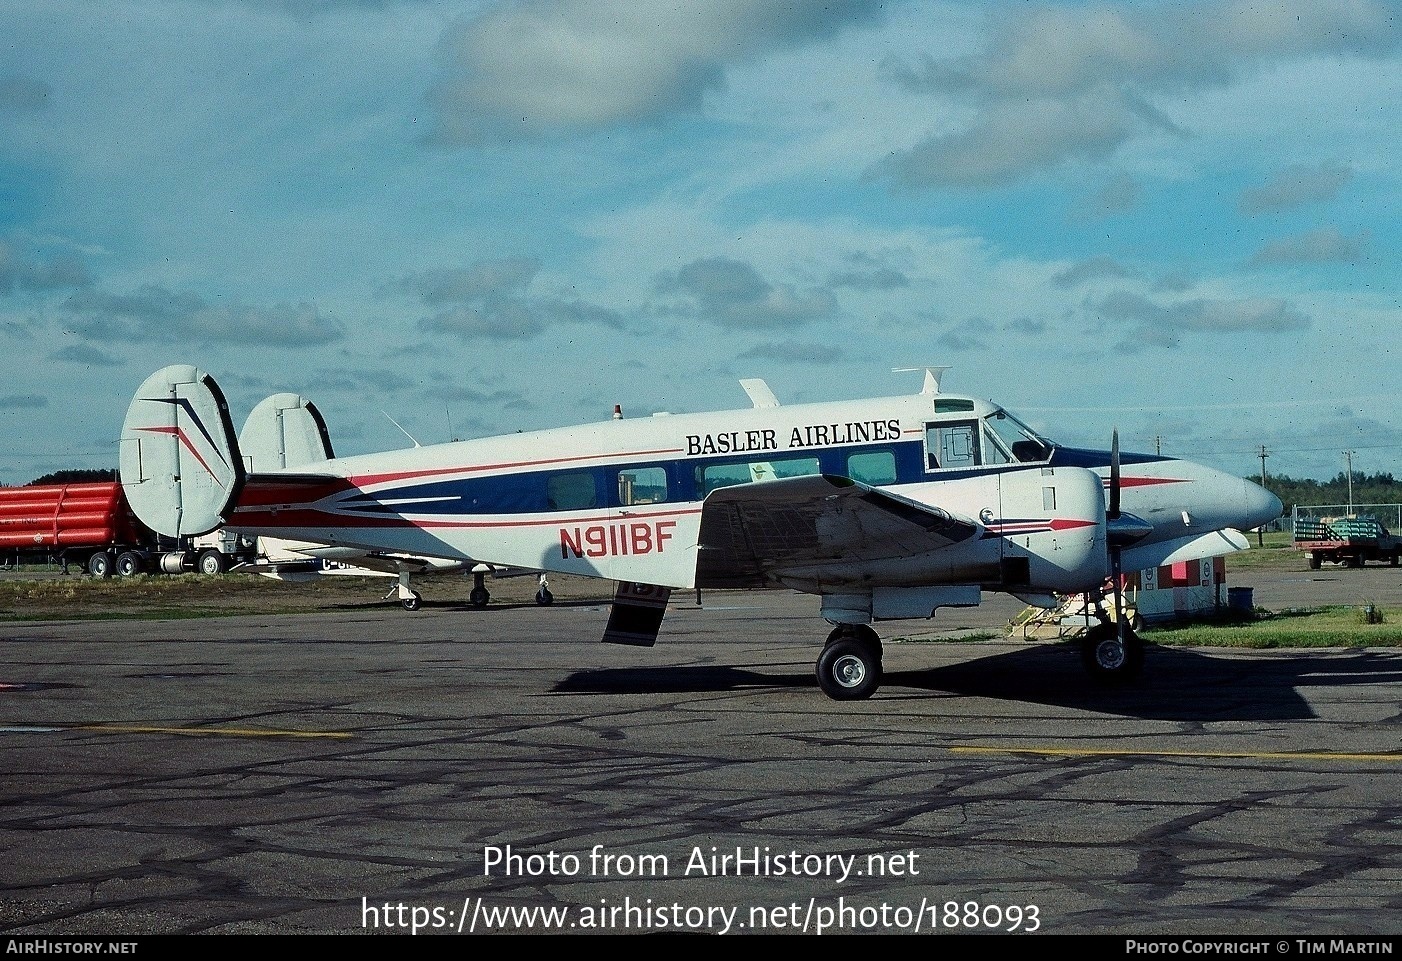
top-left (1, 0), bottom-right (1398, 487)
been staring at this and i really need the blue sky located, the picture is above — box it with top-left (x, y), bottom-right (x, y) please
top-left (1, 0), bottom-right (1398, 486)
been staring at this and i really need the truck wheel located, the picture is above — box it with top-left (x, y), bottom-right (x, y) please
top-left (116, 552), bottom-right (144, 576)
top-left (88, 552), bottom-right (114, 578)
top-left (1348, 553), bottom-right (1363, 568)
top-left (1307, 553), bottom-right (1321, 570)
top-left (197, 549), bottom-right (227, 575)
top-left (1392, 552), bottom-right (1399, 567)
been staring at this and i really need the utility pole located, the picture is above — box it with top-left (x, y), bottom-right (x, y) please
top-left (1257, 445), bottom-right (1269, 546)
top-left (1344, 450), bottom-right (1355, 514)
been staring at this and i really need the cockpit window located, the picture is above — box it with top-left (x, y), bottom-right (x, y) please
top-left (984, 409), bottom-right (1053, 463)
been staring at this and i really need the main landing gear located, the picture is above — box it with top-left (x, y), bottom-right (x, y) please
top-left (815, 625), bottom-right (884, 701)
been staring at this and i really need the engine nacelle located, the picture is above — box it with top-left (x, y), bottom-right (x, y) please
top-left (995, 465), bottom-right (1107, 594)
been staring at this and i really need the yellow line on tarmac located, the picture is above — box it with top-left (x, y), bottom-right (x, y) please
top-left (950, 746), bottom-right (1399, 762)
top-left (72, 724), bottom-right (352, 740)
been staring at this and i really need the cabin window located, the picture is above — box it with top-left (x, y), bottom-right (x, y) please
top-left (847, 450), bottom-right (897, 486)
top-left (547, 472), bottom-right (598, 510)
top-left (618, 467), bottom-right (668, 506)
top-left (924, 421), bottom-right (980, 471)
top-left (698, 456), bottom-right (821, 496)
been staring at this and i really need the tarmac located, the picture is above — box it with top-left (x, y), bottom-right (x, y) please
top-left (0, 566), bottom-right (1399, 935)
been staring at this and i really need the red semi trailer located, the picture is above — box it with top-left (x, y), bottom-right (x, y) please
top-left (0, 482), bottom-right (253, 576)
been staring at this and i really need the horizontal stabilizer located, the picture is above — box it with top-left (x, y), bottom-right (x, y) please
top-left (120, 365), bottom-right (243, 537)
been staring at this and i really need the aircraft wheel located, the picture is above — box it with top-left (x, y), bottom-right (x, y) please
top-left (197, 549), bottom-right (227, 575)
top-left (1080, 624), bottom-right (1144, 682)
top-left (88, 552), bottom-right (114, 578)
top-left (116, 551), bottom-right (144, 577)
top-left (826, 624), bottom-right (881, 664)
top-left (826, 623), bottom-right (878, 646)
top-left (469, 586), bottom-right (490, 608)
top-left (401, 591), bottom-right (422, 612)
top-left (816, 637), bottom-right (882, 701)
top-left (535, 588), bottom-right (554, 606)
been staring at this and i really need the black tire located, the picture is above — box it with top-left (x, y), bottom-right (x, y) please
top-left (88, 552), bottom-right (114, 578)
top-left (116, 551), bottom-right (144, 577)
top-left (1391, 552), bottom-right (1399, 567)
top-left (1129, 612), bottom-right (1146, 633)
top-left (535, 588), bottom-right (554, 606)
top-left (826, 623), bottom-right (879, 647)
top-left (816, 637), bottom-right (882, 701)
top-left (469, 586), bottom-right (490, 608)
top-left (1307, 553), bottom-right (1321, 570)
top-left (1348, 553), bottom-right (1363, 568)
top-left (401, 591), bottom-right (422, 612)
top-left (197, 549), bottom-right (227, 575)
top-left (1080, 623), bottom-right (1145, 682)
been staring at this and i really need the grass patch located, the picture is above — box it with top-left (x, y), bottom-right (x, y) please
top-left (1144, 605), bottom-right (1402, 648)
top-left (0, 570), bottom-right (615, 621)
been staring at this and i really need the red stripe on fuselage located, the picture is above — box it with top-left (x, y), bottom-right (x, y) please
top-left (348, 446), bottom-right (688, 487)
top-left (228, 506), bottom-right (704, 531)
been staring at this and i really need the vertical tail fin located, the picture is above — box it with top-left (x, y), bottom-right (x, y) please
top-left (238, 392), bottom-right (335, 472)
top-left (119, 365), bottom-right (243, 537)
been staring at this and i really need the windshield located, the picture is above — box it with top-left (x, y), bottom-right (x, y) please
top-left (982, 409), bottom-right (1054, 464)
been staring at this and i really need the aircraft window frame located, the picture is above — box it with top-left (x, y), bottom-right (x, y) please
top-left (698, 455), bottom-right (821, 496)
top-left (846, 450), bottom-right (897, 486)
top-left (985, 409), bottom-right (1054, 463)
top-left (546, 471), bottom-right (599, 511)
top-left (618, 466), bottom-right (668, 506)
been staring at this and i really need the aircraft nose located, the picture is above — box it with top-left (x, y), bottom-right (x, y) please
top-left (1240, 478), bottom-right (1283, 532)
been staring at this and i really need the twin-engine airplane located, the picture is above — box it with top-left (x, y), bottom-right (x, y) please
top-left (119, 365), bottom-right (1280, 700)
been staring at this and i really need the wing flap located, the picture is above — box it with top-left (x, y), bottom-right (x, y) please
top-left (696, 474), bottom-right (979, 587)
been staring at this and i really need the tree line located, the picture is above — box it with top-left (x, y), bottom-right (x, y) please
top-left (1259, 471), bottom-right (1402, 509)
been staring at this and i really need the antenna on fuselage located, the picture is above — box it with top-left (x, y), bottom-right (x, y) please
top-left (892, 366), bottom-right (950, 395)
top-left (739, 378), bottom-right (780, 408)
top-left (381, 410), bottom-right (422, 448)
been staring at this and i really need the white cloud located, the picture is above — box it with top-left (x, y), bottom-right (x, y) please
top-left (1097, 291), bottom-right (1310, 348)
top-left (1250, 227), bottom-right (1369, 265)
top-left (63, 285), bottom-right (345, 346)
top-left (876, 0), bottom-right (1399, 188)
top-left (655, 256), bottom-right (836, 329)
top-left (429, 0), bottom-right (884, 142)
top-left (1239, 161), bottom-right (1354, 215)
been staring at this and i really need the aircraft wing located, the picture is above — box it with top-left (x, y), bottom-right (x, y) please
top-left (696, 474), bottom-right (980, 588)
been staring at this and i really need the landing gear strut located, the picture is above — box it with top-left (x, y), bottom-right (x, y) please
top-left (386, 570), bottom-right (423, 611)
top-left (815, 625), bottom-right (883, 701)
top-left (469, 571), bottom-right (490, 608)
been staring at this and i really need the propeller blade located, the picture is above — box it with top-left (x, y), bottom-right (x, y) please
top-left (1109, 428), bottom-right (1121, 520)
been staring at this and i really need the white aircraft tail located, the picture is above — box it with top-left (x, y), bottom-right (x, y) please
top-left (239, 392), bottom-right (334, 471)
top-left (119, 364), bottom-right (244, 537)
